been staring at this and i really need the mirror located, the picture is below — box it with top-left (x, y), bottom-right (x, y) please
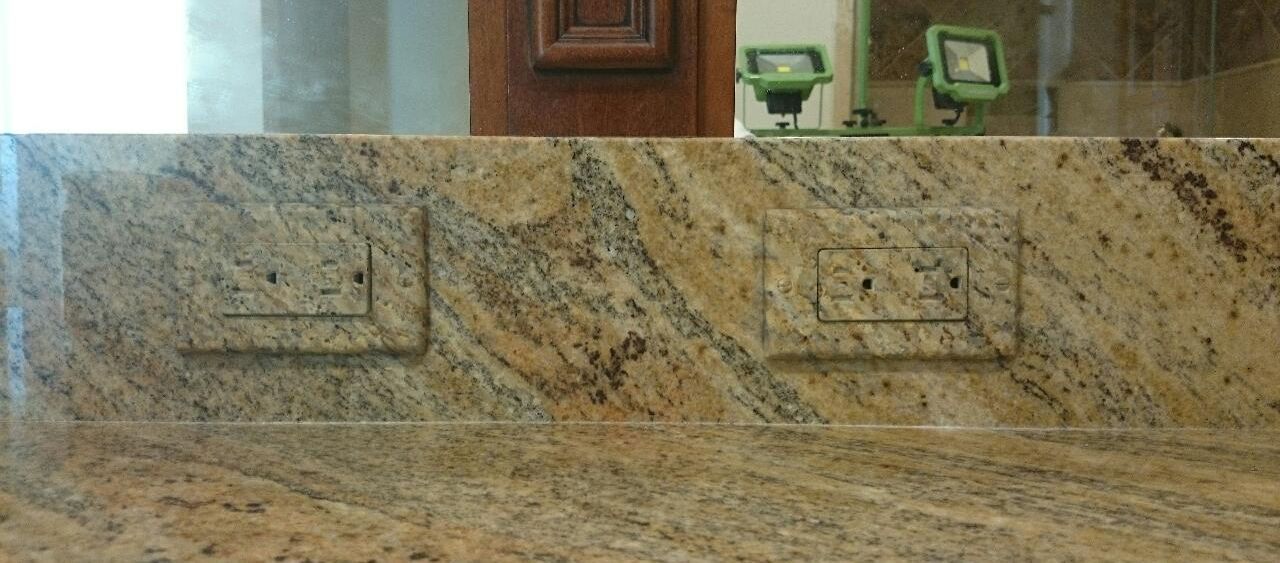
top-left (3, 0), bottom-right (1277, 137)
top-left (736, 0), bottom-right (1278, 138)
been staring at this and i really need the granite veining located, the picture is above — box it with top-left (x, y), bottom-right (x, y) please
top-left (0, 423), bottom-right (1277, 561)
top-left (1, 135), bottom-right (1279, 425)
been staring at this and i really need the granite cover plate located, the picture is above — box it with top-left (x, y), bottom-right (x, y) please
top-left (764, 207), bottom-right (1020, 359)
top-left (174, 204), bottom-right (428, 354)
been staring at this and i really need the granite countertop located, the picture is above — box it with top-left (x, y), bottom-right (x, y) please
top-left (1, 423), bottom-right (1277, 561)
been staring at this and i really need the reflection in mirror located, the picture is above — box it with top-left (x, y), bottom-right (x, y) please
top-left (735, 0), bottom-right (1280, 138)
top-left (0, 0), bottom-right (469, 135)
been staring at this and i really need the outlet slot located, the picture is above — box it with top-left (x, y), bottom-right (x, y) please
top-left (817, 247), bottom-right (968, 322)
top-left (217, 243), bottom-right (372, 317)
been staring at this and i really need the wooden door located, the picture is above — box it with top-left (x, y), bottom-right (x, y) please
top-left (469, 0), bottom-right (737, 136)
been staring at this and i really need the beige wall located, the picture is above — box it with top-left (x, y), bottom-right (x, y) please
top-left (1051, 59), bottom-right (1280, 138)
top-left (1213, 59), bottom-right (1280, 138)
top-left (1054, 82), bottom-right (1202, 137)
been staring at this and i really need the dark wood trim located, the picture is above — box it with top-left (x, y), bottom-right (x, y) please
top-left (468, 0), bottom-right (509, 135)
top-left (531, 0), bottom-right (674, 70)
top-left (697, 0), bottom-right (737, 136)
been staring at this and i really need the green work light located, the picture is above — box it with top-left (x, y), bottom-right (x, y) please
top-left (926, 25), bottom-right (1009, 103)
top-left (737, 45), bottom-right (833, 129)
top-left (735, 1), bottom-right (1010, 137)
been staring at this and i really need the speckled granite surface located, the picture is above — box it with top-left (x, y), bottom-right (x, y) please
top-left (0, 423), bottom-right (1277, 561)
top-left (1, 135), bottom-right (1278, 425)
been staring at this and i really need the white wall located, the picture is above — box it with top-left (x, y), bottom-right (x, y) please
top-left (187, 0), bottom-right (264, 133)
top-left (388, 0), bottom-right (469, 135)
top-left (0, 0), bottom-right (10, 133)
top-left (0, 0), bottom-right (188, 134)
top-left (185, 0), bottom-right (468, 135)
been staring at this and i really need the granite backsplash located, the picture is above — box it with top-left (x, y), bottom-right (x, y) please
top-left (1, 135), bottom-right (1277, 426)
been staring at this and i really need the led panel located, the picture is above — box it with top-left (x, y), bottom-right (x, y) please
top-left (943, 40), bottom-right (993, 84)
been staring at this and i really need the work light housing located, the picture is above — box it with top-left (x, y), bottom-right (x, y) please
top-left (925, 25), bottom-right (1009, 103)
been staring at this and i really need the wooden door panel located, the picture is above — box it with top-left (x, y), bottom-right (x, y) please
top-left (470, 0), bottom-right (736, 137)
top-left (532, 0), bottom-right (674, 70)
top-left (510, 0), bottom-right (696, 136)
top-left (573, 0), bottom-right (629, 25)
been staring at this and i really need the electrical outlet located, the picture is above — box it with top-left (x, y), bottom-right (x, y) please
top-left (818, 247), bottom-right (968, 322)
top-left (175, 204), bottom-right (427, 354)
top-left (764, 207), bottom-right (1019, 359)
top-left (219, 243), bottom-right (370, 317)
